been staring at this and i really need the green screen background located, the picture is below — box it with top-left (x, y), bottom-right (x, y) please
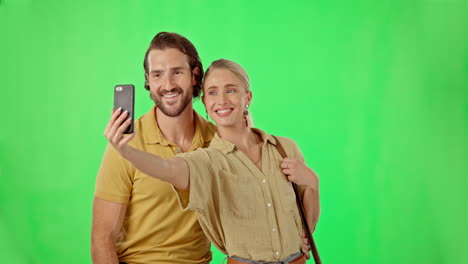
top-left (0, 0), bottom-right (466, 263)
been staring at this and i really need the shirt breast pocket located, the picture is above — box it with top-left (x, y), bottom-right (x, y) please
top-left (219, 169), bottom-right (257, 219)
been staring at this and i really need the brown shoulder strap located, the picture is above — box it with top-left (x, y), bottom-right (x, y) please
top-left (273, 136), bottom-right (288, 159)
top-left (272, 136), bottom-right (321, 264)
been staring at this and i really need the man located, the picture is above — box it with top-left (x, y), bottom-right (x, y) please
top-left (91, 32), bottom-right (216, 264)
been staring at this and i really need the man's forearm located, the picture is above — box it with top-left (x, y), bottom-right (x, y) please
top-left (91, 238), bottom-right (119, 264)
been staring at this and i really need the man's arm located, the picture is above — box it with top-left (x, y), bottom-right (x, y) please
top-left (91, 197), bottom-right (127, 264)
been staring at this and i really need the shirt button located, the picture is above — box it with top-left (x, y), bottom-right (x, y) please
top-left (175, 148), bottom-right (180, 153)
top-left (262, 179), bottom-right (266, 183)
top-left (267, 203), bottom-right (271, 207)
top-left (274, 251), bottom-right (280, 257)
top-left (272, 227), bottom-right (276, 232)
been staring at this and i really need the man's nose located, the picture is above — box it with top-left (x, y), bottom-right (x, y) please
top-left (163, 75), bottom-right (177, 90)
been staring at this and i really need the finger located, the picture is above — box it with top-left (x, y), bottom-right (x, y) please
top-left (108, 115), bottom-right (127, 143)
top-left (112, 116), bottom-right (130, 143)
top-left (280, 160), bottom-right (291, 169)
top-left (286, 174), bottom-right (296, 182)
top-left (114, 118), bottom-right (132, 141)
top-left (104, 107), bottom-right (122, 136)
top-left (116, 118), bottom-right (132, 138)
top-left (119, 132), bottom-right (135, 147)
top-left (282, 157), bottom-right (296, 163)
top-left (301, 242), bottom-right (311, 257)
top-left (108, 111), bottom-right (129, 141)
top-left (302, 239), bottom-right (309, 248)
top-left (282, 169), bottom-right (293, 176)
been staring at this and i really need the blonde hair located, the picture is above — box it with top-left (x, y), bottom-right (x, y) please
top-left (204, 59), bottom-right (250, 92)
top-left (203, 59), bottom-right (254, 127)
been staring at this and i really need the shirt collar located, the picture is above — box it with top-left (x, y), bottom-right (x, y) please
top-left (141, 106), bottom-right (215, 147)
top-left (252, 127), bottom-right (277, 146)
top-left (209, 127), bottom-right (277, 154)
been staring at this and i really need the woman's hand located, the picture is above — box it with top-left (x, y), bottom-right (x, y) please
top-left (280, 158), bottom-right (319, 191)
top-left (104, 108), bottom-right (135, 156)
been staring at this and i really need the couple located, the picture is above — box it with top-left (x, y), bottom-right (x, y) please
top-left (92, 32), bottom-right (320, 264)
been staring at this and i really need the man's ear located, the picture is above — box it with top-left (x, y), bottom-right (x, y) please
top-left (192, 67), bottom-right (200, 86)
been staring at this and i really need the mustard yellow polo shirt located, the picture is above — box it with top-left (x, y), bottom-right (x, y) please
top-left (175, 128), bottom-right (307, 262)
top-left (95, 106), bottom-right (216, 264)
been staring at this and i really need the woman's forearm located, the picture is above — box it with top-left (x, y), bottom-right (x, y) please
top-left (103, 109), bottom-right (189, 190)
top-left (122, 146), bottom-right (172, 181)
top-left (303, 186), bottom-right (320, 232)
top-left (121, 146), bottom-right (188, 189)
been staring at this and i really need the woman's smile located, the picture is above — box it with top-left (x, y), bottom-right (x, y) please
top-left (215, 107), bottom-right (234, 117)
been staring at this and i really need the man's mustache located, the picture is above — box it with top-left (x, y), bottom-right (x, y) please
top-left (158, 87), bottom-right (183, 96)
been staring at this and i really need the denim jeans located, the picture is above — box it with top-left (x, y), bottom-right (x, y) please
top-left (229, 250), bottom-right (302, 264)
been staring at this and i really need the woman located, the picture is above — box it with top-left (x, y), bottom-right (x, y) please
top-left (105, 59), bottom-right (320, 264)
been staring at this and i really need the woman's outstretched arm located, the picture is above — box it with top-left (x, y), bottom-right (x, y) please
top-left (104, 108), bottom-right (189, 190)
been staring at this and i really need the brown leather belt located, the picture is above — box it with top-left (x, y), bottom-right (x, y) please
top-left (227, 253), bottom-right (306, 264)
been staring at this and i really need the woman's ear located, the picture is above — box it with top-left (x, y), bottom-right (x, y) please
top-left (192, 67), bottom-right (200, 86)
top-left (201, 95), bottom-right (205, 105)
top-left (246, 91), bottom-right (253, 106)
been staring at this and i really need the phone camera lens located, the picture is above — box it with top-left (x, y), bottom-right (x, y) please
top-left (116, 86), bottom-right (123, 92)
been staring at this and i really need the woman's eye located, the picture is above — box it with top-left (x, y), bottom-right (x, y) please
top-left (208, 91), bottom-right (217, 95)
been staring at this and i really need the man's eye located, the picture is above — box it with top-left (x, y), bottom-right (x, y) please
top-left (227, 89), bottom-right (236, 93)
top-left (153, 74), bottom-right (160, 78)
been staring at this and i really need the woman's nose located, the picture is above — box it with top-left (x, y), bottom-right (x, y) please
top-left (219, 92), bottom-right (230, 104)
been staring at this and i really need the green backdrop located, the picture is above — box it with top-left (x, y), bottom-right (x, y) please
top-left (0, 0), bottom-right (466, 263)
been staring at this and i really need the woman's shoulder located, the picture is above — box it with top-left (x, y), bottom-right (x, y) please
top-left (273, 135), bottom-right (297, 146)
top-left (262, 132), bottom-right (303, 160)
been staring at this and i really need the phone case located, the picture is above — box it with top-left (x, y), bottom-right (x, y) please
top-left (113, 84), bottom-right (135, 134)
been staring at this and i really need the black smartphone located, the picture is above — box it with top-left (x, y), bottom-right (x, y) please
top-left (113, 84), bottom-right (135, 134)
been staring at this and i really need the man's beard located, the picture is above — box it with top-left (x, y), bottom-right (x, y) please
top-left (150, 87), bottom-right (192, 117)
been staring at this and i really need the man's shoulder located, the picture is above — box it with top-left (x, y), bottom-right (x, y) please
top-left (134, 107), bottom-right (156, 131)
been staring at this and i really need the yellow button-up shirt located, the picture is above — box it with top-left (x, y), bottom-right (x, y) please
top-left (176, 128), bottom-right (307, 262)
